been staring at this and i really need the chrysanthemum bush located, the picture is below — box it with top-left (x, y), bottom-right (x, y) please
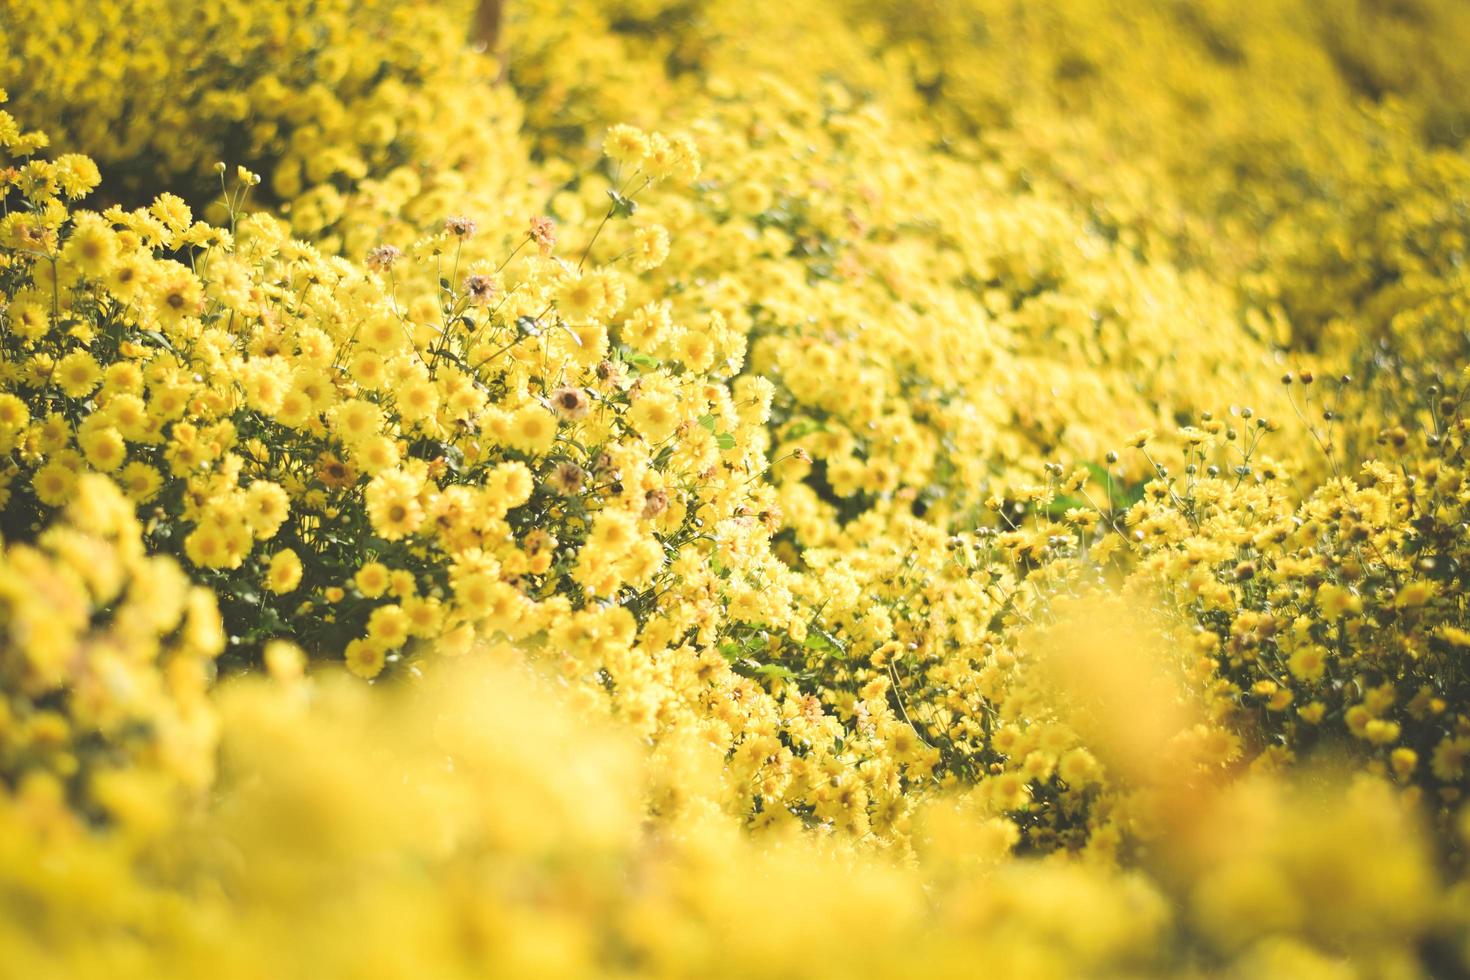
top-left (0, 97), bottom-right (715, 674)
top-left (4, 0), bottom-right (1470, 974)
top-left (0, 0), bottom-right (538, 242)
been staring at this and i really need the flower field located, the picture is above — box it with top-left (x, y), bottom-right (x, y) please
top-left (2, 0), bottom-right (1470, 975)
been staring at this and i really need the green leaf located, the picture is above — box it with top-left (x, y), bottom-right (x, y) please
top-left (1085, 460), bottom-right (1146, 507)
top-left (140, 328), bottom-right (177, 353)
top-left (607, 189), bottom-right (638, 218)
top-left (803, 627), bottom-right (846, 658)
top-left (1041, 494), bottom-right (1088, 518)
top-left (784, 418), bottom-right (827, 439)
top-left (621, 348), bottom-right (659, 369)
top-left (698, 413), bottom-right (718, 432)
top-left (715, 432), bottom-right (737, 450)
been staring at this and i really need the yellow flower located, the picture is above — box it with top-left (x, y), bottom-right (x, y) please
top-left (263, 640), bottom-right (305, 681)
top-left (149, 193), bottom-right (192, 234)
top-left (366, 604), bottom-right (410, 650)
top-left (1316, 583), bottom-right (1361, 622)
top-left (587, 510), bottom-right (638, 558)
top-left (355, 561), bottom-right (391, 598)
top-left (674, 328), bottom-right (717, 374)
top-left (602, 124), bottom-right (650, 167)
top-left (643, 132), bottom-right (700, 183)
top-left (344, 639), bottom-right (385, 680)
top-left (402, 595), bottom-right (443, 637)
top-left (1364, 719), bottom-right (1401, 745)
top-left (104, 255), bottom-right (148, 304)
top-left (315, 451), bottom-right (358, 490)
top-left (265, 549), bottom-right (303, 594)
top-left (183, 523), bottom-right (229, 569)
top-left (52, 153), bottom-right (100, 197)
top-left (555, 273), bottom-right (604, 324)
top-left (351, 434), bottom-right (401, 475)
top-left (397, 379), bottom-right (439, 424)
top-left (621, 301), bottom-right (672, 353)
top-left (1299, 699), bottom-right (1329, 725)
top-left (1437, 626), bottom-right (1470, 649)
top-left (118, 462), bottom-right (163, 502)
top-left (1287, 645), bottom-right (1327, 683)
top-left (631, 224), bottom-right (670, 271)
top-left (627, 392), bottom-right (679, 443)
top-left (60, 214), bottom-right (117, 279)
top-left (1058, 747), bottom-right (1102, 787)
top-left (149, 263), bottom-right (203, 328)
top-left (364, 469), bottom-right (424, 540)
top-left (7, 299), bottom-right (49, 342)
top-left (54, 349), bottom-right (101, 398)
top-left (1395, 581), bottom-right (1437, 608)
top-left (1432, 736), bottom-right (1470, 782)
top-left (243, 481), bottom-right (290, 538)
top-left (331, 398), bottom-right (384, 446)
top-left (730, 180), bottom-right (773, 216)
top-left (504, 404), bottom-right (558, 455)
top-left (348, 349), bottom-right (388, 390)
top-left (32, 460), bottom-right (76, 507)
top-left (78, 424), bottom-right (126, 471)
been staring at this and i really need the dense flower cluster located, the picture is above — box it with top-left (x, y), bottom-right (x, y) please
top-left (0, 474), bottom-right (222, 821)
top-left (1, 650), bottom-right (1452, 978)
top-left (3, 0), bottom-right (1470, 974)
top-left (0, 0), bottom-right (537, 243)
